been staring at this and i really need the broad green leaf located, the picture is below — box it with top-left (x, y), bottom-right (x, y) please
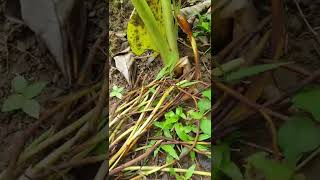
top-left (175, 123), bottom-right (193, 141)
top-left (176, 107), bottom-right (186, 119)
top-left (185, 164), bottom-right (196, 179)
top-left (213, 144), bottom-right (230, 169)
top-left (198, 98), bottom-right (211, 112)
top-left (225, 62), bottom-right (290, 82)
top-left (200, 118), bottom-right (211, 136)
top-left (292, 89), bottom-right (320, 121)
top-left (23, 81), bottom-right (47, 98)
top-left (221, 162), bottom-right (243, 180)
top-left (127, 0), bottom-right (165, 55)
top-left (161, 144), bottom-right (179, 160)
top-left (12, 75), bottom-right (27, 93)
top-left (188, 110), bottom-right (203, 119)
top-left (246, 152), bottom-right (294, 180)
top-left (202, 89), bottom-right (211, 100)
top-left (278, 116), bottom-right (320, 164)
top-left (22, 99), bottom-right (40, 119)
top-left (2, 94), bottom-right (26, 112)
top-left (198, 134), bottom-right (211, 141)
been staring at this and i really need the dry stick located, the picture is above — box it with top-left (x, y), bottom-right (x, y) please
top-left (293, 0), bottom-right (320, 46)
top-left (259, 111), bottom-right (281, 160)
top-left (238, 140), bottom-right (274, 154)
top-left (89, 69), bottom-right (108, 134)
top-left (296, 146), bottom-right (320, 171)
top-left (217, 16), bottom-right (271, 61)
top-left (33, 155), bottom-right (107, 179)
top-left (213, 81), bottom-right (289, 121)
top-left (2, 95), bottom-right (86, 179)
top-left (109, 140), bottom-right (164, 175)
top-left (131, 117), bottom-right (200, 180)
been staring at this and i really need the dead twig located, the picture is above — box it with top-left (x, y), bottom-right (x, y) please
top-left (213, 81), bottom-right (289, 121)
top-left (109, 140), bottom-right (163, 175)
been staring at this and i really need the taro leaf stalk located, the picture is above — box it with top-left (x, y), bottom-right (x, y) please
top-left (129, 0), bottom-right (179, 73)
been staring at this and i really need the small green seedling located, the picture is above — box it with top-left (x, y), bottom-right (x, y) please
top-left (193, 14), bottom-right (211, 37)
top-left (110, 85), bottom-right (124, 99)
top-left (2, 75), bottom-right (47, 119)
top-left (153, 88), bottom-right (212, 162)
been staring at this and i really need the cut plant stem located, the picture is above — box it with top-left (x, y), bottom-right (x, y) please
top-left (124, 166), bottom-right (211, 176)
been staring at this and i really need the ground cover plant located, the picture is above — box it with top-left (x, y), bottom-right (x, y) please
top-left (108, 0), bottom-right (211, 179)
top-left (213, 0), bottom-right (320, 180)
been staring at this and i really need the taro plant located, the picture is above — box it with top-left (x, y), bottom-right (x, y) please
top-left (128, 0), bottom-right (200, 79)
top-left (2, 75), bottom-right (47, 119)
top-left (128, 0), bottom-right (180, 74)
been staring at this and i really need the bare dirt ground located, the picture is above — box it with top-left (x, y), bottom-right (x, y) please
top-left (0, 0), bottom-right (107, 175)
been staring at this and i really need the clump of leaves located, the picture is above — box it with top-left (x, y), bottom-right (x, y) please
top-left (193, 13), bottom-right (211, 37)
top-left (213, 144), bottom-right (243, 180)
top-left (110, 85), bottom-right (124, 99)
top-left (2, 75), bottom-right (47, 119)
top-left (152, 88), bottom-right (211, 174)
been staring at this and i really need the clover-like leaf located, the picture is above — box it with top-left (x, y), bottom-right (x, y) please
top-left (23, 81), bottom-right (48, 98)
top-left (2, 94), bottom-right (26, 112)
top-left (12, 75), bottom-right (28, 93)
top-left (22, 99), bottom-right (40, 119)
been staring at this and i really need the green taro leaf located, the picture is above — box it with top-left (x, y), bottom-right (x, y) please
top-left (198, 98), bottom-right (211, 112)
top-left (292, 88), bottom-right (320, 121)
top-left (200, 118), bottom-right (211, 136)
top-left (22, 99), bottom-right (40, 119)
top-left (185, 164), bottom-right (196, 179)
top-left (161, 144), bottom-right (179, 160)
top-left (23, 81), bottom-right (47, 98)
top-left (127, 0), bottom-right (165, 55)
top-left (12, 75), bottom-right (28, 93)
top-left (2, 94), bottom-right (26, 112)
top-left (225, 62), bottom-right (290, 82)
top-left (278, 116), bottom-right (320, 164)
